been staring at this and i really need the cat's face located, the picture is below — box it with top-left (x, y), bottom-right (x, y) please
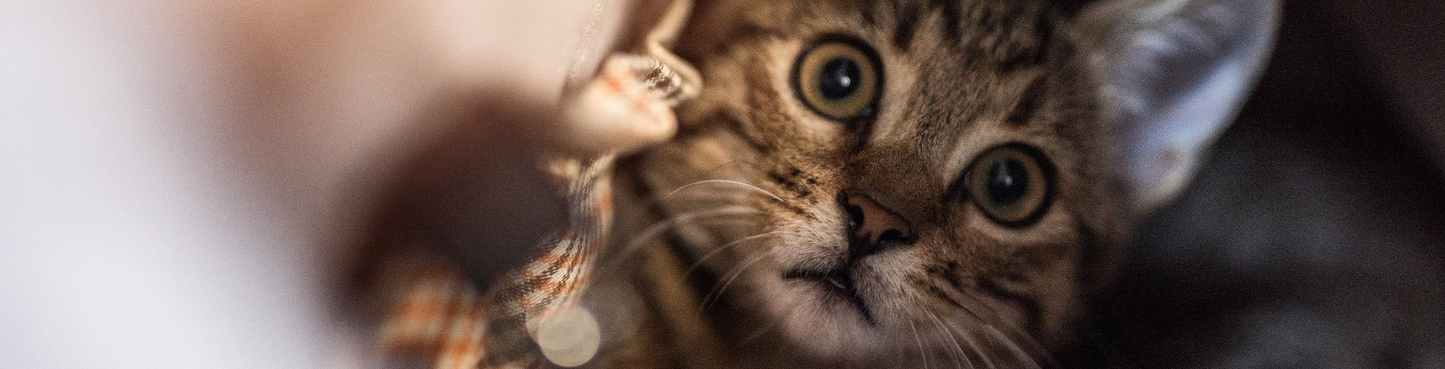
top-left (621, 0), bottom-right (1130, 365)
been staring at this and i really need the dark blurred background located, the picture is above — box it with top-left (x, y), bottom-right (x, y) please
top-left (1062, 0), bottom-right (1445, 367)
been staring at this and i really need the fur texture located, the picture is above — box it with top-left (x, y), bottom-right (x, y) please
top-left (582, 0), bottom-right (1268, 367)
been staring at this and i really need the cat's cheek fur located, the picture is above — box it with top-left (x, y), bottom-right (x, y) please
top-left (768, 208), bottom-right (849, 272)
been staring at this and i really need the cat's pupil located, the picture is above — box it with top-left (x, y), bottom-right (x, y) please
top-left (987, 158), bottom-right (1029, 206)
top-left (818, 57), bottom-right (861, 100)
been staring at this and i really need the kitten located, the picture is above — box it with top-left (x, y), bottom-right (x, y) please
top-left (584, 0), bottom-right (1278, 367)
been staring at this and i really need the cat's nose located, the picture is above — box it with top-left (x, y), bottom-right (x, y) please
top-left (841, 191), bottom-right (915, 253)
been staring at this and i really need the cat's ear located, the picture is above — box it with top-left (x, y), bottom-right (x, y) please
top-left (1079, 0), bottom-right (1280, 213)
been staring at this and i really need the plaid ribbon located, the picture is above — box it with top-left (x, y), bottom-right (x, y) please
top-left (375, 156), bottom-right (613, 369)
top-left (370, 49), bottom-right (688, 369)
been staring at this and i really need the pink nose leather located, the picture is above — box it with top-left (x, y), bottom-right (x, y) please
top-left (844, 192), bottom-right (913, 247)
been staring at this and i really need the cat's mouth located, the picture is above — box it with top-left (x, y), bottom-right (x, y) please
top-left (782, 269), bottom-right (875, 324)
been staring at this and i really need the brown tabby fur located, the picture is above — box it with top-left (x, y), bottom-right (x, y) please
top-left (586, 0), bottom-right (1131, 367)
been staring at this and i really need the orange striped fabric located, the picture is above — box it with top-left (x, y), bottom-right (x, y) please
top-left (371, 50), bottom-right (685, 369)
top-left (374, 156), bottom-right (612, 369)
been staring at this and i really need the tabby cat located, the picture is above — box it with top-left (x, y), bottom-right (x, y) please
top-left (583, 0), bottom-right (1279, 367)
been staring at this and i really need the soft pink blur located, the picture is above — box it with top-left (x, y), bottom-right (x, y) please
top-left (0, 0), bottom-right (628, 367)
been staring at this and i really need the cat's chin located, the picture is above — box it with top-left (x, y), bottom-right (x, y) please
top-left (769, 279), bottom-right (880, 357)
top-left (753, 272), bottom-right (924, 360)
top-left (781, 274), bottom-right (874, 324)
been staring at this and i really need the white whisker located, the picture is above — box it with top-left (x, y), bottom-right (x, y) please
top-left (618, 205), bottom-right (763, 260)
top-left (932, 301), bottom-right (998, 369)
top-left (953, 323), bottom-right (998, 369)
top-left (909, 320), bottom-right (932, 369)
top-left (684, 230), bottom-right (795, 276)
top-left (666, 179), bottom-right (785, 204)
top-left (953, 293), bottom-right (1059, 369)
top-left (922, 308), bottom-right (973, 369)
top-left (984, 324), bottom-right (1043, 369)
top-left (702, 251), bottom-right (772, 309)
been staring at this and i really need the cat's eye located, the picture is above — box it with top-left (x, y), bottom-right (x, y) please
top-left (791, 38), bottom-right (881, 122)
top-left (966, 145), bottom-right (1053, 226)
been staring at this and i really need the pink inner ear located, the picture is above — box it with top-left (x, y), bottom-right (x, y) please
top-left (1096, 0), bottom-right (1280, 212)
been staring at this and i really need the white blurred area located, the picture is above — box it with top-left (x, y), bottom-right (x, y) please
top-left (0, 0), bottom-right (626, 367)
